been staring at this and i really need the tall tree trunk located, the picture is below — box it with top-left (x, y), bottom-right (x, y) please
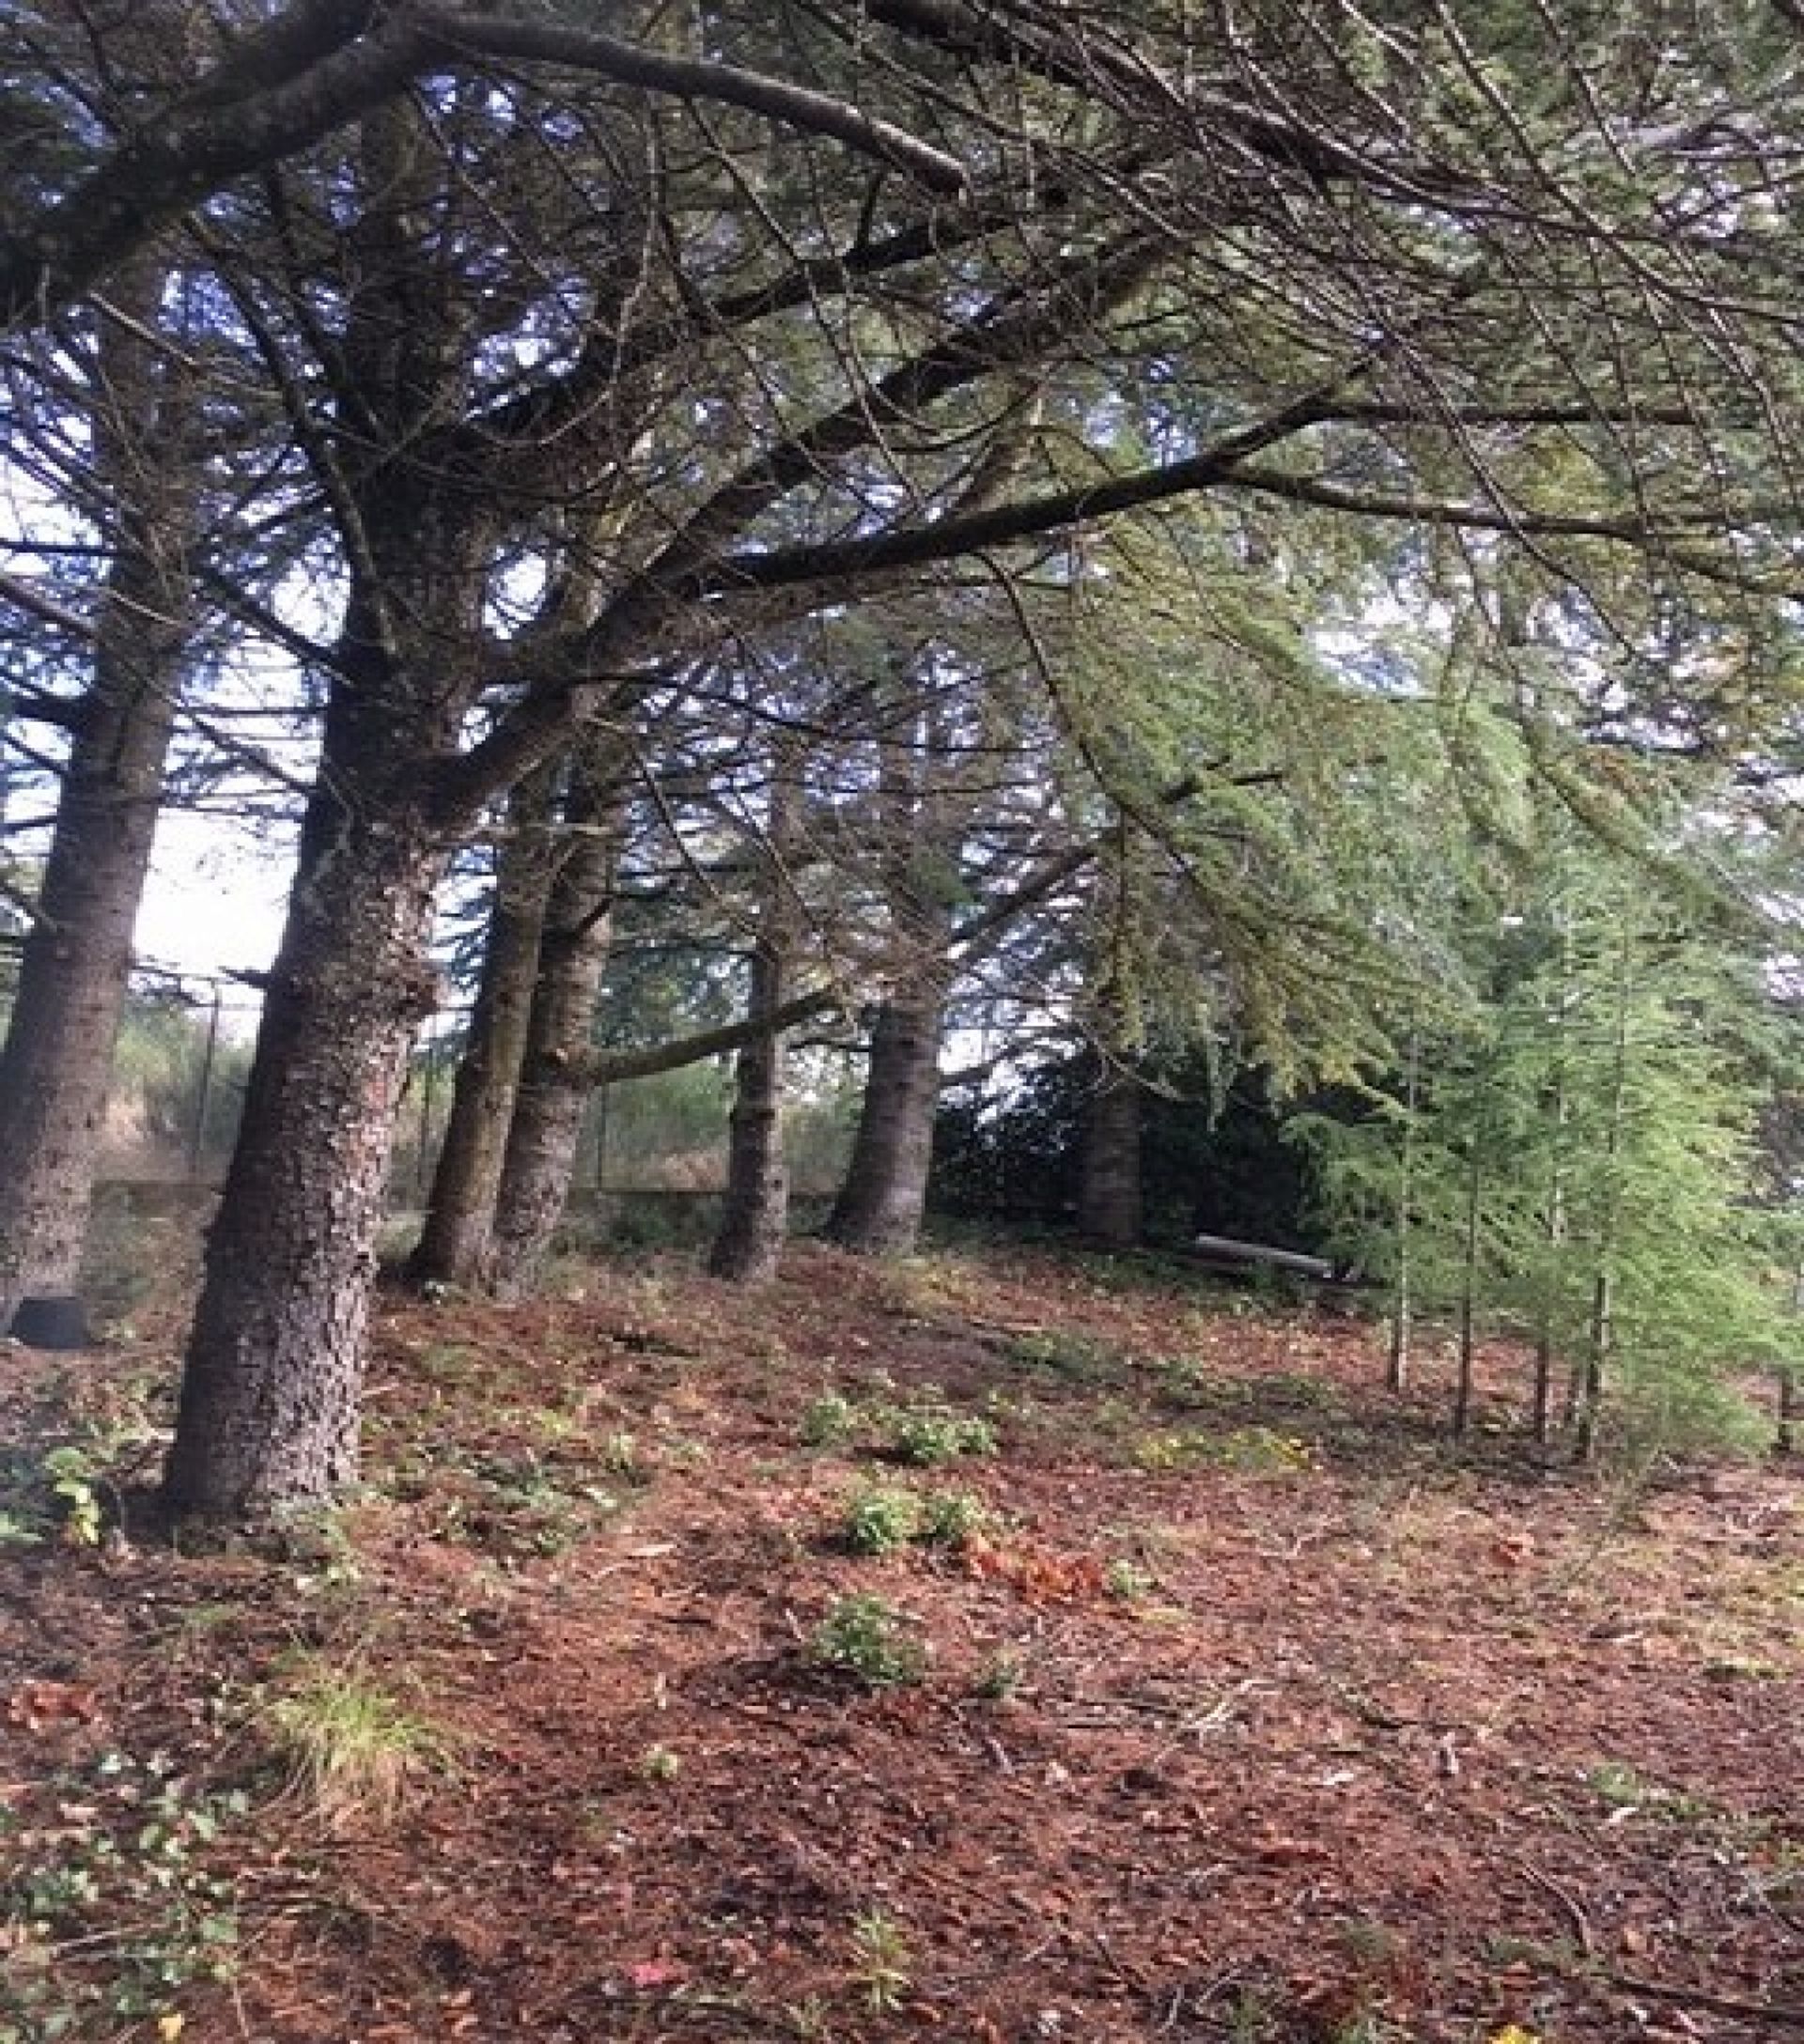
top-left (407, 758), bottom-right (559, 1292)
top-left (1077, 1058), bottom-right (1143, 1248)
top-left (708, 943), bottom-right (791, 1284)
top-left (0, 263), bottom-right (194, 1333)
top-left (1454, 1144), bottom-right (1483, 1439)
top-left (708, 743), bottom-right (801, 1284)
top-left (164, 102), bottom-right (492, 1518)
top-left (828, 983), bottom-right (946, 1258)
top-left (486, 747), bottom-right (625, 1300)
top-left (163, 572), bottom-right (474, 1518)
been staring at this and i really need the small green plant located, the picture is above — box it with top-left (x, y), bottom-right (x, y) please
top-left (1335, 1916), bottom-right (1403, 1968)
top-left (1585, 1758), bottom-right (1651, 1810)
top-left (883, 1401), bottom-right (998, 1465)
top-left (848, 1909), bottom-right (912, 2013)
top-left (971, 1649), bottom-right (1025, 1702)
top-left (1581, 1759), bottom-right (1710, 1821)
top-left (1330, 2016), bottom-right (1397, 2044)
top-left (600, 1432), bottom-right (644, 1479)
top-left (42, 1445), bottom-right (103, 1546)
top-left (430, 1448), bottom-right (624, 1559)
top-left (841, 1484), bottom-right (921, 1556)
top-left (265, 1658), bottom-right (445, 1829)
top-left (1225, 1985), bottom-right (1279, 2042)
top-left (1133, 1426), bottom-right (1315, 1476)
top-left (1104, 1557), bottom-right (1154, 1603)
top-left (1004, 1327), bottom-right (1118, 1379)
top-left (801, 1393), bottom-right (860, 1448)
top-left (414, 1340), bottom-right (478, 1385)
top-left (0, 1752), bottom-right (246, 2037)
top-left (806, 1596), bottom-right (928, 1688)
top-left (639, 1743), bottom-right (682, 1783)
top-left (919, 1489), bottom-right (988, 1550)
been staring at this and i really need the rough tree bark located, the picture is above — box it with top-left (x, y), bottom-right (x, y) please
top-left (828, 981), bottom-right (949, 1257)
top-left (0, 263), bottom-right (194, 1334)
top-left (1077, 1059), bottom-right (1144, 1249)
top-left (708, 745), bottom-right (802, 1285)
top-left (486, 745), bottom-right (627, 1301)
top-left (707, 944), bottom-right (792, 1284)
top-left (163, 564), bottom-right (480, 1516)
top-left (826, 673), bottom-right (972, 1260)
top-left (163, 106), bottom-right (491, 1518)
top-left (407, 758), bottom-right (560, 1292)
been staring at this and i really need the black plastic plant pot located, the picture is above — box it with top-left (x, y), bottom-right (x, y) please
top-left (8, 1295), bottom-right (93, 1349)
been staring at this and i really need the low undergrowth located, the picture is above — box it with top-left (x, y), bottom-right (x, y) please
top-left (1, 1240), bottom-right (1799, 2042)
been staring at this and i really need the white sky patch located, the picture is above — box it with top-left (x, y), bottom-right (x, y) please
top-left (133, 804), bottom-right (293, 987)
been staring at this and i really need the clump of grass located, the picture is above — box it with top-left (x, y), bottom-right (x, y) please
top-left (971, 1648), bottom-right (1026, 1702)
top-left (806, 1595), bottom-right (928, 1688)
top-left (1003, 1328), bottom-right (1118, 1381)
top-left (265, 1658), bottom-right (446, 1830)
top-left (848, 1908), bottom-right (912, 2012)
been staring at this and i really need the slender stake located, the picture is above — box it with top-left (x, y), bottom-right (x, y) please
top-left (188, 983), bottom-right (223, 1181)
top-left (1388, 1028), bottom-right (1419, 1394)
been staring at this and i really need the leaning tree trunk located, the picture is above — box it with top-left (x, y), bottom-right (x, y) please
top-left (828, 983), bottom-right (947, 1258)
top-left (407, 758), bottom-right (559, 1292)
top-left (486, 748), bottom-right (626, 1301)
top-left (0, 263), bottom-right (194, 1334)
top-left (1077, 1059), bottom-right (1144, 1249)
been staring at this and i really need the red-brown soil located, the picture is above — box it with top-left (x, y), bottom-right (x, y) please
top-left (3, 1242), bottom-right (1801, 2042)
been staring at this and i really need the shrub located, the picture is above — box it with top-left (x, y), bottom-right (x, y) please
top-left (884, 1402), bottom-right (998, 1465)
top-left (841, 1484), bottom-right (921, 1556)
top-left (919, 1489), bottom-right (989, 1550)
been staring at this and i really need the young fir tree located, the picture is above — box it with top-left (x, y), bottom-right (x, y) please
top-left (1301, 858), bottom-right (1793, 1457)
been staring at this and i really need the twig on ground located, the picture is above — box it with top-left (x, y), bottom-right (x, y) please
top-left (1512, 1857), bottom-right (1598, 1957)
top-left (1607, 1972), bottom-right (1804, 2030)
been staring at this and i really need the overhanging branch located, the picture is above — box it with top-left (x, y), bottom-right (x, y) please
top-left (415, 11), bottom-right (970, 194)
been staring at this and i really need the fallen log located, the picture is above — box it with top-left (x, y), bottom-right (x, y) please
top-left (1189, 1233), bottom-right (1338, 1282)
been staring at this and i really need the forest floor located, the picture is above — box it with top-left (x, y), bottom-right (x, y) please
top-left (2, 1240), bottom-right (1802, 2044)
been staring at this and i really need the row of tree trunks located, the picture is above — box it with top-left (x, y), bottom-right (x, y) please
top-left (0, 262), bottom-right (195, 1333)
